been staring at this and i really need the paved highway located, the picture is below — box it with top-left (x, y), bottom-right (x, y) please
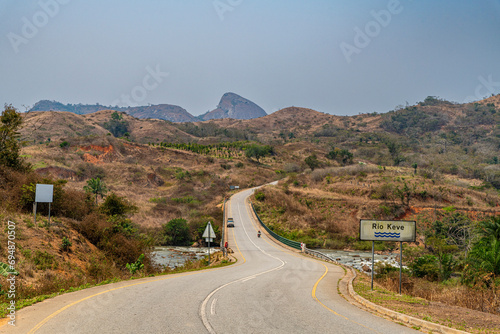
top-left (1, 186), bottom-right (420, 333)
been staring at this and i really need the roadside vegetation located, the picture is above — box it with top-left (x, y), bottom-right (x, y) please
top-left (1, 94), bottom-right (499, 321)
top-left (252, 164), bottom-right (500, 316)
top-left (354, 273), bottom-right (500, 334)
top-left (0, 105), bottom-right (271, 312)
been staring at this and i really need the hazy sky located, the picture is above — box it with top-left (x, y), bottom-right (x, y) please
top-left (1, 0), bottom-right (499, 116)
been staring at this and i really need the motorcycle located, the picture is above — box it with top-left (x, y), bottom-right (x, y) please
top-left (257, 230), bottom-right (261, 238)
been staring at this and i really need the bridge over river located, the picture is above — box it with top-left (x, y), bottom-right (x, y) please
top-left (0, 187), bottom-right (420, 334)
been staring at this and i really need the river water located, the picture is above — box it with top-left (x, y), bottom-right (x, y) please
top-left (152, 246), bottom-right (220, 268)
top-left (317, 249), bottom-right (400, 273)
top-left (152, 247), bottom-right (400, 273)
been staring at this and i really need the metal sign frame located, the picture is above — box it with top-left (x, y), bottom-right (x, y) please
top-left (34, 184), bottom-right (54, 226)
top-left (360, 219), bottom-right (416, 242)
top-left (202, 222), bottom-right (215, 264)
top-left (35, 184), bottom-right (54, 203)
top-left (359, 219), bottom-right (416, 294)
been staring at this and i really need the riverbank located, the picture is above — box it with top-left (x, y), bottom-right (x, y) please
top-left (152, 246), bottom-right (221, 268)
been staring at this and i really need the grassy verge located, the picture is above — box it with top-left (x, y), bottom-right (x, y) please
top-left (353, 273), bottom-right (500, 334)
top-left (0, 253), bottom-right (235, 318)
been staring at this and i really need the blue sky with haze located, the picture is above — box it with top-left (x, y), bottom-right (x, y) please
top-left (1, 0), bottom-right (499, 116)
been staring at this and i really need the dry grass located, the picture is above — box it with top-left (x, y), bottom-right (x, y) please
top-left (252, 166), bottom-right (500, 249)
top-left (375, 273), bottom-right (500, 315)
top-left (20, 135), bottom-right (280, 230)
top-left (355, 273), bottom-right (500, 334)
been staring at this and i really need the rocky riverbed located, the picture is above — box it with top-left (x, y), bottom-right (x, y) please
top-left (317, 249), bottom-right (402, 273)
top-left (152, 246), bottom-right (220, 268)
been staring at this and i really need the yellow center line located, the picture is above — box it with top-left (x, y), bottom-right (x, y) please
top-left (28, 271), bottom-right (201, 334)
top-left (230, 220), bottom-right (246, 264)
top-left (28, 224), bottom-right (244, 334)
top-left (311, 263), bottom-right (382, 334)
top-left (244, 196), bottom-right (382, 333)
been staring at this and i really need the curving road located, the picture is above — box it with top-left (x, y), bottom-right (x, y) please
top-left (1, 187), bottom-right (420, 333)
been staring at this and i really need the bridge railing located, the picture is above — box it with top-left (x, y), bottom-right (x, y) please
top-left (304, 248), bottom-right (338, 263)
top-left (251, 203), bottom-right (301, 250)
top-left (251, 202), bottom-right (338, 263)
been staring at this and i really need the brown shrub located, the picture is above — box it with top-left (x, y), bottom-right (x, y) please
top-left (376, 275), bottom-right (500, 315)
top-left (54, 188), bottom-right (94, 219)
top-left (71, 212), bottom-right (150, 268)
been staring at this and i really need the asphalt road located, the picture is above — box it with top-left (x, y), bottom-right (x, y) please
top-left (0, 186), bottom-right (420, 334)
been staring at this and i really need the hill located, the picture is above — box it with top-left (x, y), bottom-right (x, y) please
top-left (22, 94), bottom-right (500, 190)
top-left (20, 110), bottom-right (196, 144)
top-left (30, 100), bottom-right (125, 114)
top-left (21, 111), bottom-right (110, 144)
top-left (199, 92), bottom-right (267, 120)
top-left (29, 92), bottom-right (268, 122)
top-left (480, 94), bottom-right (500, 107)
top-left (4, 95), bottom-right (500, 326)
top-left (126, 104), bottom-right (198, 122)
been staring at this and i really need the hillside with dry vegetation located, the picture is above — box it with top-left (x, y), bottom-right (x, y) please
top-left (251, 165), bottom-right (499, 249)
top-left (1, 94), bottom-right (499, 322)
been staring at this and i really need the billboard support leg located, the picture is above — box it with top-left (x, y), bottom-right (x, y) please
top-left (399, 241), bottom-right (402, 295)
top-left (371, 241), bottom-right (374, 291)
top-left (48, 203), bottom-right (51, 227)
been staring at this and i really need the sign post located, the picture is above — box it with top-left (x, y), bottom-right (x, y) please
top-left (202, 221), bottom-right (216, 265)
top-left (371, 241), bottom-right (374, 290)
top-left (34, 184), bottom-right (54, 226)
top-left (360, 219), bottom-right (416, 293)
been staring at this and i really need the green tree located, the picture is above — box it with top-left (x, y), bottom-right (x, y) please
top-left (326, 147), bottom-right (353, 166)
top-left (410, 254), bottom-right (439, 281)
top-left (83, 177), bottom-right (108, 205)
top-left (479, 216), bottom-right (500, 241)
top-left (103, 112), bottom-right (129, 137)
top-left (111, 111), bottom-right (122, 120)
top-left (464, 216), bottom-right (500, 282)
top-left (394, 180), bottom-right (416, 207)
top-left (100, 193), bottom-right (137, 217)
top-left (162, 218), bottom-right (191, 246)
top-left (426, 237), bottom-right (457, 281)
top-left (412, 163), bottom-right (418, 174)
top-left (245, 144), bottom-right (273, 162)
top-left (60, 237), bottom-right (72, 252)
top-left (386, 140), bottom-right (403, 166)
top-left (0, 104), bottom-right (28, 171)
top-left (304, 154), bottom-right (320, 171)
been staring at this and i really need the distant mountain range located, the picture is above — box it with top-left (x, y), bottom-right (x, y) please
top-left (29, 92), bottom-right (267, 122)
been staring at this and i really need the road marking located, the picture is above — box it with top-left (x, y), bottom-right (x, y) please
top-left (27, 251), bottom-right (241, 334)
top-left (25, 205), bottom-right (250, 334)
top-left (237, 197), bottom-right (284, 264)
top-left (231, 218), bottom-right (246, 264)
top-left (242, 188), bottom-right (383, 333)
top-left (241, 276), bottom-right (256, 282)
top-left (200, 259), bottom-right (285, 334)
top-left (27, 274), bottom-right (193, 334)
top-left (200, 190), bottom-right (285, 334)
top-left (211, 298), bottom-right (217, 315)
top-left (312, 263), bottom-right (382, 334)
